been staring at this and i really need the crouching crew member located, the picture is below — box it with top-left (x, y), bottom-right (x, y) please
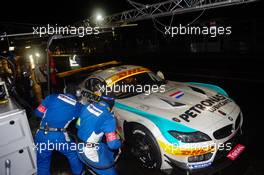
top-left (34, 87), bottom-right (83, 175)
top-left (76, 95), bottom-right (121, 175)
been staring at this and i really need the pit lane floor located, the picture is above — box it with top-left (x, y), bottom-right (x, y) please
top-left (43, 78), bottom-right (264, 175)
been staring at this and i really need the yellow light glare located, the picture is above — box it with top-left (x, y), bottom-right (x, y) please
top-left (35, 52), bottom-right (40, 57)
top-left (29, 55), bottom-right (35, 69)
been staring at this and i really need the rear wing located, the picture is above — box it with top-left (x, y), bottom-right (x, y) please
top-left (57, 60), bottom-right (121, 78)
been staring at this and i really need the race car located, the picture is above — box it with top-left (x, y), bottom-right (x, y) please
top-left (79, 65), bottom-right (244, 172)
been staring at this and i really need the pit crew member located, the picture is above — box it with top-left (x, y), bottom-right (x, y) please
top-left (34, 87), bottom-right (84, 175)
top-left (76, 95), bottom-right (121, 175)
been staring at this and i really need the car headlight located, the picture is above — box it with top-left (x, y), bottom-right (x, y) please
top-left (168, 131), bottom-right (211, 143)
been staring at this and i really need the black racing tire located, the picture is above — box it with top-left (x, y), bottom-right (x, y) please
top-left (126, 124), bottom-right (162, 169)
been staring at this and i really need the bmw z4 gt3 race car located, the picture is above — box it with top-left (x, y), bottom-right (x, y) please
top-left (79, 65), bottom-right (244, 172)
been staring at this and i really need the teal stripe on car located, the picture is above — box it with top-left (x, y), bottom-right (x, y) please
top-left (187, 82), bottom-right (228, 97)
top-left (115, 102), bottom-right (197, 144)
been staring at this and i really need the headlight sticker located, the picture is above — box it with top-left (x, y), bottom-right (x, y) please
top-left (158, 140), bottom-right (215, 156)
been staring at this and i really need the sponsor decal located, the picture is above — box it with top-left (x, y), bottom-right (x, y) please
top-left (218, 110), bottom-right (226, 116)
top-left (227, 144), bottom-right (245, 160)
top-left (87, 104), bottom-right (103, 116)
top-left (172, 117), bottom-right (181, 123)
top-left (188, 162), bottom-right (212, 169)
top-left (228, 116), bottom-right (234, 121)
top-left (178, 94), bottom-right (232, 122)
top-left (170, 91), bottom-right (184, 99)
top-left (158, 140), bottom-right (215, 156)
top-left (37, 104), bottom-right (47, 113)
top-left (105, 132), bottom-right (118, 142)
top-left (58, 94), bottom-right (77, 106)
top-left (105, 67), bottom-right (150, 86)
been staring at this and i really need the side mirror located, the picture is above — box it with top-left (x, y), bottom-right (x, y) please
top-left (157, 71), bottom-right (165, 80)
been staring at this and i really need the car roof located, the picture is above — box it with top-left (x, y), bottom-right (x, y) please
top-left (91, 65), bottom-right (144, 80)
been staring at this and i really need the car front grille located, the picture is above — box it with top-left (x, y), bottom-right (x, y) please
top-left (213, 124), bottom-right (233, 140)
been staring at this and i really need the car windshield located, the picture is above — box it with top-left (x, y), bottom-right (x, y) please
top-left (110, 72), bottom-right (165, 99)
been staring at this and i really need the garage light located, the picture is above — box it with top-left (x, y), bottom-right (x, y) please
top-left (96, 14), bottom-right (104, 22)
top-left (35, 52), bottom-right (40, 57)
top-left (29, 55), bottom-right (35, 69)
top-left (25, 46), bottom-right (31, 49)
top-left (9, 46), bottom-right (15, 51)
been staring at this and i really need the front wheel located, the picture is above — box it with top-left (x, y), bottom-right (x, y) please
top-left (126, 124), bottom-right (162, 169)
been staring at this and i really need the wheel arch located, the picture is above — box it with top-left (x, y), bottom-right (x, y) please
top-left (120, 115), bottom-right (163, 140)
top-left (123, 121), bottom-right (163, 169)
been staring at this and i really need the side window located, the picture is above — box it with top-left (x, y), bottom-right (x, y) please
top-left (84, 79), bottom-right (92, 91)
top-left (85, 78), bottom-right (104, 93)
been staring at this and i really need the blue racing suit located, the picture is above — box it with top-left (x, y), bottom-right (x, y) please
top-left (35, 93), bottom-right (83, 175)
top-left (76, 101), bottom-right (121, 175)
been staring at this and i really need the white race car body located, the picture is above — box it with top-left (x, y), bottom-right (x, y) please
top-left (79, 65), bottom-right (243, 171)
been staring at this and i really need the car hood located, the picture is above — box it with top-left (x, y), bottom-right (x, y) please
top-left (117, 81), bottom-right (239, 133)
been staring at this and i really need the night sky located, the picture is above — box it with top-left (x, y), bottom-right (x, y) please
top-left (0, 0), bottom-right (172, 25)
top-left (0, 0), bottom-right (130, 25)
top-left (0, 0), bottom-right (263, 33)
